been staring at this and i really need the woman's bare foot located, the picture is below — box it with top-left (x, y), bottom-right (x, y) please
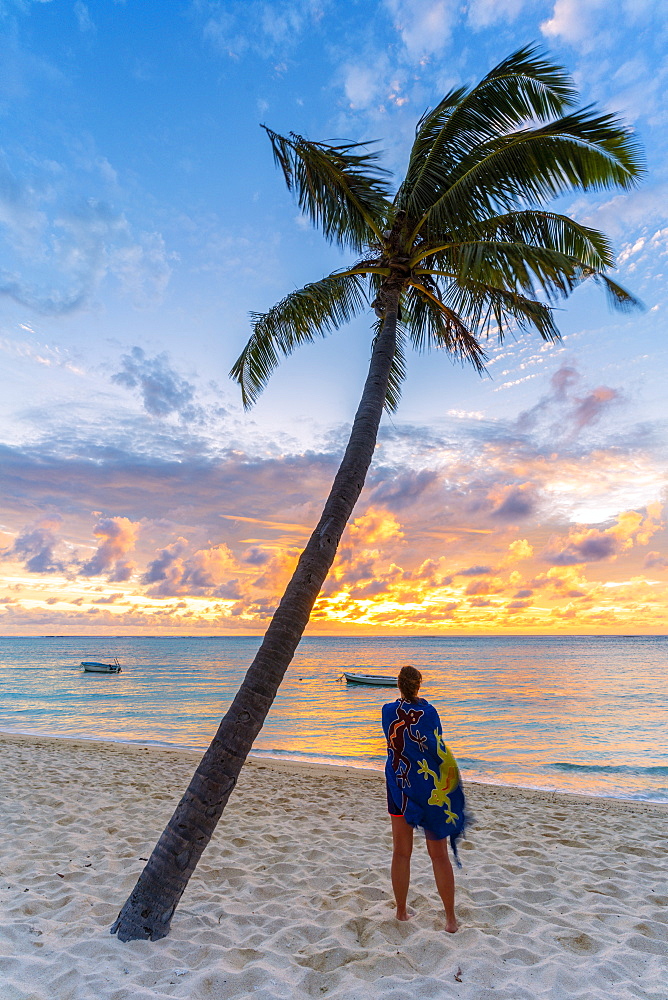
top-left (396, 905), bottom-right (415, 921)
top-left (445, 916), bottom-right (459, 933)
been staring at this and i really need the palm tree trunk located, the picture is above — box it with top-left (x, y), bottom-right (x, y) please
top-left (111, 290), bottom-right (399, 941)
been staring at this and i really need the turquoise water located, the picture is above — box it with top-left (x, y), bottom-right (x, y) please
top-left (0, 635), bottom-right (666, 801)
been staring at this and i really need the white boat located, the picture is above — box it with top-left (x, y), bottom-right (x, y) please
top-left (81, 658), bottom-right (122, 674)
top-left (342, 671), bottom-right (396, 686)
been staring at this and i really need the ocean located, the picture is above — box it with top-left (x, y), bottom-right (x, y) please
top-left (0, 634), bottom-right (666, 802)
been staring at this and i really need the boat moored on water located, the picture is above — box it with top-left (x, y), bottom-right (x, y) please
top-left (81, 658), bottom-right (122, 674)
top-left (341, 671), bottom-right (396, 686)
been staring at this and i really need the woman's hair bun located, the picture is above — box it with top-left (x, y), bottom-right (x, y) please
top-left (398, 664), bottom-right (422, 702)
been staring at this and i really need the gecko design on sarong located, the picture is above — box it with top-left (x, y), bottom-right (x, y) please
top-left (417, 730), bottom-right (461, 824)
top-left (387, 704), bottom-right (427, 788)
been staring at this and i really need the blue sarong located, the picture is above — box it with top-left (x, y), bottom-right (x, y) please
top-left (382, 697), bottom-right (468, 862)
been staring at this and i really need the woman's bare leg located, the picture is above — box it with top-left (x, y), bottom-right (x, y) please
top-left (426, 836), bottom-right (458, 932)
top-left (390, 815), bottom-right (414, 920)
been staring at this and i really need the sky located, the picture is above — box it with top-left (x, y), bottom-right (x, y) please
top-left (0, 0), bottom-right (667, 637)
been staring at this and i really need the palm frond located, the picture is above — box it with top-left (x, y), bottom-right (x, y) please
top-left (441, 278), bottom-right (561, 344)
top-left (414, 108), bottom-right (643, 239)
top-left (412, 211), bottom-right (615, 271)
top-left (230, 272), bottom-right (368, 407)
top-left (412, 210), bottom-right (643, 316)
top-left (401, 283), bottom-right (487, 372)
top-left (400, 45), bottom-right (578, 219)
top-left (476, 44), bottom-right (578, 115)
top-left (593, 273), bottom-right (644, 312)
top-left (262, 126), bottom-right (391, 251)
top-left (394, 86), bottom-right (467, 212)
top-left (421, 240), bottom-right (598, 303)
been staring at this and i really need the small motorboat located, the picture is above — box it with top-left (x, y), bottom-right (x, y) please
top-left (341, 671), bottom-right (396, 686)
top-left (81, 658), bottom-right (122, 674)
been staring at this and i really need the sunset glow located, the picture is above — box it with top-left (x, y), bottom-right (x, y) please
top-left (2, 435), bottom-right (666, 635)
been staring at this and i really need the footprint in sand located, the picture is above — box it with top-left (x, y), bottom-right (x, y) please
top-left (556, 932), bottom-right (600, 954)
top-left (499, 947), bottom-right (541, 965)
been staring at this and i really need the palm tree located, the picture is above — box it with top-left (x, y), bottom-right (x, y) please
top-left (112, 46), bottom-right (642, 941)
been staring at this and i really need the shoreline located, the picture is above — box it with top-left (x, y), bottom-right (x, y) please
top-left (1, 725), bottom-right (667, 807)
top-left (2, 731), bottom-right (667, 999)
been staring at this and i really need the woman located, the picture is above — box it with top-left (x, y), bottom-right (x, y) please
top-left (382, 665), bottom-right (467, 932)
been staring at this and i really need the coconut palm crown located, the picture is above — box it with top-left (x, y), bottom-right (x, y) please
top-left (111, 46), bottom-right (642, 944)
top-left (231, 44), bottom-right (641, 410)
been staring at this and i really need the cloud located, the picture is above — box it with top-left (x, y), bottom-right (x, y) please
top-left (464, 578), bottom-right (494, 595)
top-left (369, 469), bottom-right (438, 510)
top-left (644, 550), bottom-right (668, 569)
top-left (74, 1), bottom-right (95, 33)
top-left (505, 539), bottom-right (534, 564)
top-left (0, 151), bottom-right (49, 258)
top-left (571, 386), bottom-right (621, 430)
top-left (0, 334), bottom-right (85, 374)
top-left (319, 509), bottom-right (405, 596)
top-left (143, 537), bottom-right (260, 600)
top-left (180, 544), bottom-right (237, 592)
top-left (111, 347), bottom-right (201, 420)
top-left (80, 516), bottom-right (138, 580)
top-left (199, 0), bottom-right (326, 59)
top-left (466, 0), bottom-right (526, 28)
top-left (108, 230), bottom-right (172, 306)
top-left (540, 0), bottom-right (665, 57)
top-left (541, 0), bottom-right (607, 45)
top-left (551, 365), bottom-right (579, 400)
top-left (336, 0), bottom-right (459, 127)
top-left (490, 485), bottom-right (536, 521)
top-left (0, 276), bottom-right (85, 315)
top-left (577, 186), bottom-right (668, 243)
top-left (250, 545), bottom-right (299, 594)
top-left (242, 546), bottom-right (272, 566)
top-left (542, 506), bottom-right (663, 565)
top-left (458, 564), bottom-right (492, 576)
top-left (1, 516), bottom-right (64, 573)
top-left (0, 436), bottom-right (340, 540)
top-left (544, 528), bottom-right (618, 565)
top-left (0, 151), bottom-right (172, 315)
top-left (55, 200), bottom-right (173, 308)
top-left (383, 0), bottom-right (456, 60)
top-left (342, 58), bottom-right (388, 110)
top-left (517, 364), bottom-right (623, 440)
top-left (142, 537), bottom-right (189, 590)
top-left (346, 509), bottom-right (404, 548)
top-left (93, 592), bottom-right (123, 605)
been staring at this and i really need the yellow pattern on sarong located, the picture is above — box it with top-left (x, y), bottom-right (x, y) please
top-left (417, 730), bottom-right (460, 825)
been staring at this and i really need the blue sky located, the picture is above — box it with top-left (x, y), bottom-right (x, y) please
top-left (1, 0), bottom-right (667, 635)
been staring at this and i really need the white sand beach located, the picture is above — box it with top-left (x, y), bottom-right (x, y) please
top-left (1, 732), bottom-right (666, 1000)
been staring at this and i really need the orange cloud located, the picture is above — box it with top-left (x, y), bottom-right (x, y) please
top-left (543, 506), bottom-right (664, 566)
top-left (346, 509), bottom-right (404, 547)
top-left (502, 538), bottom-right (534, 566)
top-left (219, 514), bottom-right (310, 533)
top-left (81, 516), bottom-right (139, 581)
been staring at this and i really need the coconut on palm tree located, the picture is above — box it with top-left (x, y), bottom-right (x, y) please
top-left (112, 45), bottom-right (642, 941)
